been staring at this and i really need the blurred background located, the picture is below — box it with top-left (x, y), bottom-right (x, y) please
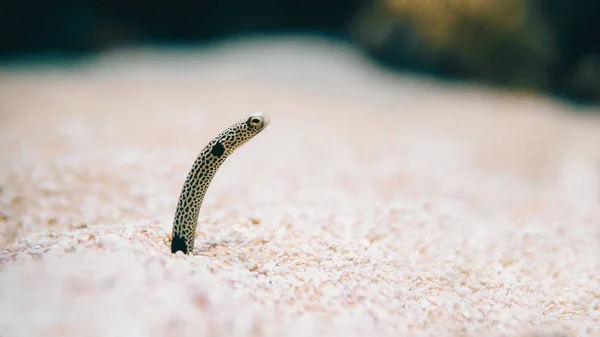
top-left (1, 0), bottom-right (599, 106)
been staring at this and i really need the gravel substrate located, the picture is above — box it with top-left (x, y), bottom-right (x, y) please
top-left (1, 37), bottom-right (600, 337)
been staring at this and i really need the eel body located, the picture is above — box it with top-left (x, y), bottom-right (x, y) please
top-left (171, 112), bottom-right (270, 254)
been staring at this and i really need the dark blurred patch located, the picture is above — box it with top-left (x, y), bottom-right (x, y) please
top-left (0, 0), bottom-right (599, 105)
top-left (537, 0), bottom-right (600, 103)
top-left (0, 0), bottom-right (362, 56)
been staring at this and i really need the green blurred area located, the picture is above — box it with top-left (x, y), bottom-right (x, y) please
top-left (352, 0), bottom-right (600, 103)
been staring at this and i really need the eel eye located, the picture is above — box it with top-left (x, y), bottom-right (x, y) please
top-left (249, 117), bottom-right (261, 126)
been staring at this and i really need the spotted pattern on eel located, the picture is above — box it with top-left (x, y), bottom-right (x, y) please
top-left (171, 112), bottom-right (270, 254)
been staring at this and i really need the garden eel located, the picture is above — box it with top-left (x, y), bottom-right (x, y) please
top-left (170, 112), bottom-right (270, 254)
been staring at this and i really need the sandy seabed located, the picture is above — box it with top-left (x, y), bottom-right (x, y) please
top-left (0, 37), bottom-right (599, 337)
